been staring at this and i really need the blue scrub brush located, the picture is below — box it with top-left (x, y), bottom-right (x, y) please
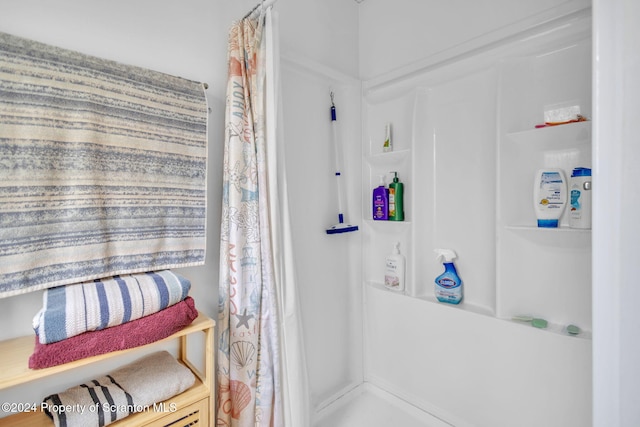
top-left (326, 92), bottom-right (358, 235)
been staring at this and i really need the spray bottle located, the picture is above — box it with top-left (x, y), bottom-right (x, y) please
top-left (434, 249), bottom-right (462, 304)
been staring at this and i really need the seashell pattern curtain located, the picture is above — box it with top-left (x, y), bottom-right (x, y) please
top-left (217, 6), bottom-right (310, 427)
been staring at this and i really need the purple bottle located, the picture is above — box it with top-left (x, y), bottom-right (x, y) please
top-left (372, 176), bottom-right (389, 220)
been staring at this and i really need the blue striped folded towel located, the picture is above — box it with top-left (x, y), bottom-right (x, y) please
top-left (33, 270), bottom-right (191, 344)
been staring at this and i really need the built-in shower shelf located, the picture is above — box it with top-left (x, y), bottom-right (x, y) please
top-left (364, 219), bottom-right (412, 230)
top-left (496, 47), bottom-right (593, 335)
top-left (366, 280), bottom-right (408, 296)
top-left (503, 317), bottom-right (592, 340)
top-left (416, 294), bottom-right (495, 318)
top-left (366, 281), bottom-right (495, 318)
top-left (366, 149), bottom-right (410, 167)
top-left (506, 120), bottom-right (591, 148)
top-left (503, 224), bottom-right (591, 248)
top-left (504, 224), bottom-right (591, 233)
top-left (367, 281), bottom-right (591, 339)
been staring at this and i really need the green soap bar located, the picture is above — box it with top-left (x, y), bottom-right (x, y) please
top-left (531, 318), bottom-right (548, 329)
top-left (567, 325), bottom-right (581, 335)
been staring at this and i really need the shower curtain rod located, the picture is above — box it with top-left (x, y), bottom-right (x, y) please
top-left (242, 0), bottom-right (277, 19)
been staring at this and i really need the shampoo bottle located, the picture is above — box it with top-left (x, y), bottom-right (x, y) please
top-left (385, 241), bottom-right (405, 291)
top-left (533, 169), bottom-right (567, 228)
top-left (434, 249), bottom-right (462, 304)
top-left (569, 167), bottom-right (592, 229)
top-left (388, 171), bottom-right (404, 221)
top-left (372, 175), bottom-right (389, 220)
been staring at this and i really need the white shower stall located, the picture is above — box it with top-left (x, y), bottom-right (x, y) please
top-left (280, 1), bottom-right (594, 426)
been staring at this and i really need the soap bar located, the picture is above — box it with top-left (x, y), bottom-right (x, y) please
top-left (566, 324), bottom-right (581, 335)
top-left (512, 315), bottom-right (533, 322)
top-left (531, 318), bottom-right (548, 329)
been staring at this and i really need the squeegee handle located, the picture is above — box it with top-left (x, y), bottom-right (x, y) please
top-left (331, 110), bottom-right (346, 223)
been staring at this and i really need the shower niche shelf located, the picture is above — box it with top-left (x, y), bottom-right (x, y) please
top-left (364, 147), bottom-right (411, 224)
top-left (366, 280), bottom-right (408, 296)
top-left (504, 224), bottom-right (591, 232)
top-left (505, 120), bottom-right (591, 147)
top-left (496, 44), bottom-right (592, 334)
top-left (367, 280), bottom-right (588, 340)
top-left (365, 149), bottom-right (410, 167)
top-left (362, 99), bottom-right (414, 294)
top-left (364, 219), bottom-right (412, 229)
top-left (366, 280), bottom-right (494, 316)
top-left (360, 39), bottom-right (593, 340)
top-left (415, 294), bottom-right (495, 318)
top-left (504, 225), bottom-right (591, 243)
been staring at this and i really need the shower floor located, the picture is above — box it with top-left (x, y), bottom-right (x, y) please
top-left (313, 383), bottom-right (452, 427)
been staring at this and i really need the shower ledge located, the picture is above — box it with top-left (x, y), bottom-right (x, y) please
top-left (365, 281), bottom-right (591, 340)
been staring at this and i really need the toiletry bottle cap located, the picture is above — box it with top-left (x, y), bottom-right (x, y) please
top-left (393, 241), bottom-right (401, 254)
top-left (571, 167), bottom-right (592, 177)
top-left (378, 175), bottom-right (386, 186)
top-left (390, 171), bottom-right (399, 183)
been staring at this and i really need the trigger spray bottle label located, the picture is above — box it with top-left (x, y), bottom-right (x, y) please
top-left (434, 249), bottom-right (462, 304)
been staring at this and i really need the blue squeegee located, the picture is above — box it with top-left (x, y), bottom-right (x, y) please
top-left (326, 92), bottom-right (358, 235)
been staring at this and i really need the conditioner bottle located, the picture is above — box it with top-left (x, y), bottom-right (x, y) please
top-left (388, 171), bottom-right (404, 221)
top-left (533, 169), bottom-right (567, 228)
top-left (569, 167), bottom-right (592, 229)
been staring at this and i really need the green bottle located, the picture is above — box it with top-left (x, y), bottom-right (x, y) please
top-left (388, 171), bottom-right (404, 221)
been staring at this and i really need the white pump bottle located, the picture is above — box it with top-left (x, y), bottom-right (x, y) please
top-left (384, 242), bottom-right (405, 292)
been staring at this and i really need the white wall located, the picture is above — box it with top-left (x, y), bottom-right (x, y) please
top-left (281, 63), bottom-right (362, 409)
top-left (278, 0), bottom-right (359, 77)
top-left (592, 0), bottom-right (640, 426)
top-left (358, 0), bottom-right (590, 81)
top-left (365, 288), bottom-right (591, 427)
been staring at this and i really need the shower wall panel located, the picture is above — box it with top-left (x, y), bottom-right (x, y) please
top-left (281, 61), bottom-right (363, 411)
top-left (359, 6), bottom-right (592, 427)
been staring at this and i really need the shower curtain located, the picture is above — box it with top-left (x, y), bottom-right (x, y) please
top-left (217, 6), bottom-right (309, 427)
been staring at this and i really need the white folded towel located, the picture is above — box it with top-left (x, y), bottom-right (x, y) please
top-left (42, 351), bottom-right (195, 427)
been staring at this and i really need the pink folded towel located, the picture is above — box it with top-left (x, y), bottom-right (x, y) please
top-left (29, 296), bottom-right (198, 369)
